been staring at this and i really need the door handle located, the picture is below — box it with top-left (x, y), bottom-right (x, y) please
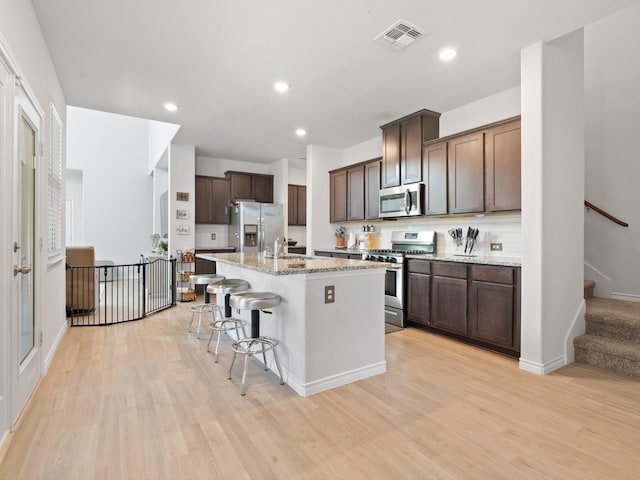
top-left (13, 265), bottom-right (32, 276)
top-left (403, 189), bottom-right (411, 214)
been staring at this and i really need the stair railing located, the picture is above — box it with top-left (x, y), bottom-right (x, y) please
top-left (584, 201), bottom-right (629, 227)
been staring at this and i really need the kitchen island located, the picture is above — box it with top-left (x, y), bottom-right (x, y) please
top-left (196, 252), bottom-right (386, 396)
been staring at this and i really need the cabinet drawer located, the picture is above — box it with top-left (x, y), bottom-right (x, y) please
top-left (471, 265), bottom-right (514, 285)
top-left (407, 259), bottom-right (430, 274)
top-left (431, 262), bottom-right (467, 279)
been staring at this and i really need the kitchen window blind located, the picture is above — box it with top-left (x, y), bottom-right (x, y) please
top-left (47, 101), bottom-right (63, 262)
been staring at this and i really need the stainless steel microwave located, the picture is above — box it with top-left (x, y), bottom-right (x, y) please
top-left (378, 183), bottom-right (425, 218)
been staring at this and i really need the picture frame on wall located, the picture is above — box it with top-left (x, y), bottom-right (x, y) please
top-left (176, 209), bottom-right (190, 219)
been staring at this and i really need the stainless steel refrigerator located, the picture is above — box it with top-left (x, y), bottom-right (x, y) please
top-left (229, 202), bottom-right (285, 253)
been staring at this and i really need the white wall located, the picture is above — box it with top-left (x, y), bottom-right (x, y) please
top-left (66, 169), bottom-right (83, 245)
top-left (67, 107), bottom-right (153, 264)
top-left (147, 120), bottom-right (179, 173)
top-left (0, 0), bottom-right (67, 445)
top-left (169, 144), bottom-right (195, 254)
top-left (520, 29), bottom-right (585, 374)
top-left (153, 166), bottom-right (168, 236)
top-left (584, 3), bottom-right (640, 300)
top-left (307, 145), bottom-right (343, 253)
top-left (439, 87), bottom-right (521, 136)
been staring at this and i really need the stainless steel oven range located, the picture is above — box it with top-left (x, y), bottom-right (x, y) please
top-left (362, 231), bottom-right (436, 328)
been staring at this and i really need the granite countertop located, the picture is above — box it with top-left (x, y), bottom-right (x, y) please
top-left (194, 246), bottom-right (236, 251)
top-left (197, 252), bottom-right (384, 276)
top-left (405, 253), bottom-right (521, 267)
top-left (313, 247), bottom-right (521, 267)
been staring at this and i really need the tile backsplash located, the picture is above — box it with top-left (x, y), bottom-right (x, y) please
top-left (340, 213), bottom-right (522, 258)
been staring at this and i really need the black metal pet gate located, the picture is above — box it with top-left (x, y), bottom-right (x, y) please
top-left (66, 256), bottom-right (176, 326)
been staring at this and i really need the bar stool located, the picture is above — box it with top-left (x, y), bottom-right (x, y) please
top-left (187, 274), bottom-right (224, 338)
top-left (189, 273), bottom-right (225, 304)
top-left (205, 279), bottom-right (250, 362)
top-left (228, 292), bottom-right (284, 395)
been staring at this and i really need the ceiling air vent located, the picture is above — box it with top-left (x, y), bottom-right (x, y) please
top-left (375, 20), bottom-right (426, 50)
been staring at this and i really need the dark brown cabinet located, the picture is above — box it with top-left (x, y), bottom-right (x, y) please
top-left (380, 109), bottom-right (440, 188)
top-left (288, 184), bottom-right (306, 226)
top-left (485, 119), bottom-right (521, 212)
top-left (422, 141), bottom-right (448, 215)
top-left (448, 132), bottom-right (485, 214)
top-left (407, 259), bottom-right (431, 326)
top-left (329, 169), bottom-right (347, 223)
top-left (347, 165), bottom-right (365, 221)
top-left (401, 114), bottom-right (424, 185)
top-left (469, 265), bottom-right (519, 351)
top-left (365, 159), bottom-right (381, 220)
top-left (381, 123), bottom-right (401, 188)
top-left (407, 259), bottom-right (521, 355)
top-left (330, 158), bottom-right (380, 223)
top-left (430, 262), bottom-right (468, 335)
top-left (225, 171), bottom-right (273, 203)
top-left (195, 176), bottom-right (229, 224)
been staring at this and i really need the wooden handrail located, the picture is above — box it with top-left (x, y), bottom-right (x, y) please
top-left (584, 201), bottom-right (629, 227)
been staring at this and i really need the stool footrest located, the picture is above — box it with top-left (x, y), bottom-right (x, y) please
top-left (231, 337), bottom-right (278, 356)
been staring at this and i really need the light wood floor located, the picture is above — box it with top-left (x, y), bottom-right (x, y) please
top-left (2, 299), bottom-right (639, 480)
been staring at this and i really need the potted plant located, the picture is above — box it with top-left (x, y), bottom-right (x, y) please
top-left (335, 226), bottom-right (346, 248)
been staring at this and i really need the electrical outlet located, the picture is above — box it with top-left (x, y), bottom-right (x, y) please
top-left (490, 243), bottom-right (503, 251)
top-left (324, 285), bottom-right (335, 304)
top-left (211, 233), bottom-right (216, 240)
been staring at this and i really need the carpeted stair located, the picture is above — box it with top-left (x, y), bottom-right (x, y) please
top-left (574, 296), bottom-right (640, 378)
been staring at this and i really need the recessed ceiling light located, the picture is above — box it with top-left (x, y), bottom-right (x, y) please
top-left (295, 128), bottom-right (306, 137)
top-left (164, 102), bottom-right (179, 112)
top-left (439, 47), bottom-right (457, 61)
top-left (274, 81), bottom-right (290, 93)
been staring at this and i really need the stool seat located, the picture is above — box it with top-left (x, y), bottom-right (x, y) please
top-left (189, 274), bottom-right (225, 304)
top-left (230, 292), bottom-right (281, 310)
top-left (206, 278), bottom-right (250, 296)
top-left (189, 274), bottom-right (224, 288)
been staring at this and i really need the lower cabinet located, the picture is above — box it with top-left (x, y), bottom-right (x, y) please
top-left (406, 259), bottom-right (521, 355)
top-left (468, 265), bottom-right (520, 351)
top-left (407, 259), bottom-right (431, 326)
top-left (430, 275), bottom-right (468, 335)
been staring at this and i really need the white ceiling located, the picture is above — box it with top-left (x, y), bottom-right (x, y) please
top-left (32, 0), bottom-right (640, 164)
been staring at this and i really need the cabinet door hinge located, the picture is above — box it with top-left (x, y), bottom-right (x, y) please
top-left (39, 331), bottom-right (43, 346)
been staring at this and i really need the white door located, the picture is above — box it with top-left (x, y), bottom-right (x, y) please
top-left (11, 86), bottom-right (41, 422)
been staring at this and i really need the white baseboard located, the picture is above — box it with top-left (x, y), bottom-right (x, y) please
top-left (43, 320), bottom-right (68, 374)
top-left (285, 362), bottom-right (387, 397)
top-left (611, 292), bottom-right (640, 303)
top-left (519, 355), bottom-right (566, 375)
top-left (564, 300), bottom-right (586, 363)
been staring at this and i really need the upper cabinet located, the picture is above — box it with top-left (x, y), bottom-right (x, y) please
top-left (347, 165), bottom-right (365, 221)
top-left (484, 119), bottom-right (521, 212)
top-left (329, 169), bottom-right (347, 223)
top-left (225, 171), bottom-right (274, 203)
top-left (329, 157), bottom-right (380, 223)
top-left (380, 109), bottom-right (440, 188)
top-left (365, 159), bottom-right (381, 220)
top-left (423, 115), bottom-right (521, 216)
top-left (422, 141), bottom-right (448, 216)
top-left (288, 184), bottom-right (307, 226)
top-left (195, 176), bottom-right (229, 224)
top-left (447, 131), bottom-right (485, 214)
